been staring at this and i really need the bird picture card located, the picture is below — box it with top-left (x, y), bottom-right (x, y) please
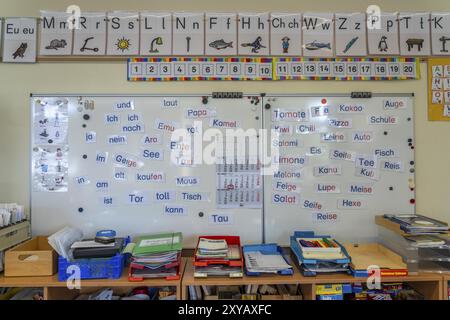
top-left (335, 12), bottom-right (367, 56)
top-left (270, 13), bottom-right (302, 56)
top-left (106, 12), bottom-right (140, 55)
top-left (2, 18), bottom-right (37, 63)
top-left (73, 12), bottom-right (107, 55)
top-left (39, 11), bottom-right (73, 56)
top-left (367, 12), bottom-right (399, 55)
top-left (140, 12), bottom-right (172, 56)
top-left (430, 12), bottom-right (450, 56)
top-left (205, 12), bottom-right (237, 56)
top-left (238, 12), bottom-right (270, 56)
top-left (172, 12), bottom-right (204, 56)
top-left (399, 12), bottom-right (431, 56)
top-left (302, 12), bottom-right (334, 57)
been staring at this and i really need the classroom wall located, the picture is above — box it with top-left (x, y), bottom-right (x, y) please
top-left (1, 0), bottom-right (450, 230)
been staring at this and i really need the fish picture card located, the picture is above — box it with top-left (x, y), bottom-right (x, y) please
top-left (399, 12), bottom-right (431, 56)
top-left (172, 12), bottom-right (204, 56)
top-left (238, 12), bottom-right (270, 56)
top-left (3, 18), bottom-right (37, 63)
top-left (205, 12), bottom-right (237, 56)
top-left (367, 12), bottom-right (400, 55)
top-left (270, 13), bottom-right (302, 56)
top-left (302, 12), bottom-right (334, 57)
top-left (140, 12), bottom-right (172, 56)
top-left (106, 12), bottom-right (140, 55)
top-left (335, 12), bottom-right (367, 57)
top-left (73, 12), bottom-right (107, 55)
top-left (39, 11), bottom-right (73, 56)
top-left (430, 12), bottom-right (450, 56)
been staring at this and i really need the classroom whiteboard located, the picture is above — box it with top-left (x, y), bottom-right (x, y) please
top-left (30, 93), bottom-right (414, 247)
top-left (31, 94), bottom-right (264, 247)
top-left (263, 94), bottom-right (415, 245)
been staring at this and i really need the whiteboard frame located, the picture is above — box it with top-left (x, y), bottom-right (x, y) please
top-left (30, 92), bottom-right (415, 245)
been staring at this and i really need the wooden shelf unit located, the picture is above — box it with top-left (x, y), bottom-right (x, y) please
top-left (444, 275), bottom-right (450, 301)
top-left (0, 258), bottom-right (187, 300)
top-left (182, 258), bottom-right (444, 300)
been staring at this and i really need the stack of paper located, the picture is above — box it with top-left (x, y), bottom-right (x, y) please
top-left (194, 237), bottom-right (243, 277)
top-left (129, 232), bottom-right (182, 279)
top-left (244, 251), bottom-right (292, 274)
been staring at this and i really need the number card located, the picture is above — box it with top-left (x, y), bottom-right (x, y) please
top-left (128, 57), bottom-right (273, 81)
top-left (273, 57), bottom-right (419, 80)
top-left (428, 58), bottom-right (450, 121)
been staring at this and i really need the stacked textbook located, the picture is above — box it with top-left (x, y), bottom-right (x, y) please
top-left (128, 232), bottom-right (182, 281)
top-left (194, 236), bottom-right (243, 278)
top-left (290, 231), bottom-right (351, 276)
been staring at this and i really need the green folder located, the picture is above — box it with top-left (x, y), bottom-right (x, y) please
top-left (133, 232), bottom-right (183, 256)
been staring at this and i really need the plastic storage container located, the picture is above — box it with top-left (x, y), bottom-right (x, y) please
top-left (378, 226), bottom-right (450, 274)
top-left (58, 236), bottom-right (130, 281)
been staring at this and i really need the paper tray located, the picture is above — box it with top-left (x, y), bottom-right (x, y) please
top-left (194, 235), bottom-right (244, 268)
top-left (290, 231), bottom-right (351, 265)
top-left (243, 244), bottom-right (293, 276)
top-left (128, 263), bottom-right (181, 281)
top-left (343, 243), bottom-right (408, 277)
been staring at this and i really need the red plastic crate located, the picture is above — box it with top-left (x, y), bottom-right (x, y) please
top-left (194, 235), bottom-right (243, 268)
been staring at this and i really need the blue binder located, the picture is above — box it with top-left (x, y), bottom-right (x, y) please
top-left (290, 231), bottom-right (352, 276)
top-left (243, 243), bottom-right (294, 276)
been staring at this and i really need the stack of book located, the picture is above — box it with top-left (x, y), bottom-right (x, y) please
top-left (194, 236), bottom-right (243, 278)
top-left (128, 232), bottom-right (182, 281)
top-left (290, 231), bottom-right (351, 276)
top-left (384, 214), bottom-right (449, 235)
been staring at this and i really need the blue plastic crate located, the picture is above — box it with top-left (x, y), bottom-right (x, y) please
top-left (58, 236), bottom-right (130, 281)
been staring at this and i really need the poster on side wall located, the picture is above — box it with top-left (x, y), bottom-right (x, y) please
top-left (431, 12), bottom-right (450, 56)
top-left (399, 12), bottom-right (431, 56)
top-left (335, 12), bottom-right (367, 56)
top-left (172, 12), bottom-right (204, 56)
top-left (73, 12), bottom-right (107, 55)
top-left (140, 12), bottom-right (172, 56)
top-left (238, 12), bottom-right (270, 56)
top-left (270, 13), bottom-right (302, 56)
top-left (205, 12), bottom-right (237, 56)
top-left (367, 12), bottom-right (399, 55)
top-left (39, 11), bottom-right (73, 55)
top-left (106, 11), bottom-right (140, 55)
top-left (428, 58), bottom-right (450, 121)
top-left (2, 18), bottom-right (37, 63)
top-left (302, 12), bottom-right (334, 57)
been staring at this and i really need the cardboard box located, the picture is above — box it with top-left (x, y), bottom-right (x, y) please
top-left (5, 236), bottom-right (57, 277)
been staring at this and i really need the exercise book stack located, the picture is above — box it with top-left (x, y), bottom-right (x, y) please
top-left (128, 232), bottom-right (182, 281)
top-left (290, 231), bottom-right (351, 276)
top-left (194, 236), bottom-right (244, 278)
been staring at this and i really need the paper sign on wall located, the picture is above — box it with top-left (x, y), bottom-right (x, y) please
top-left (335, 13), bottom-right (367, 56)
top-left (270, 13), bottom-right (302, 56)
top-left (428, 58), bottom-right (450, 121)
top-left (238, 13), bottom-right (270, 56)
top-left (399, 12), bottom-right (431, 56)
top-left (205, 13), bottom-right (237, 56)
top-left (140, 12), bottom-right (172, 56)
top-left (302, 12), bottom-right (334, 57)
top-left (368, 12), bottom-right (399, 55)
top-left (431, 12), bottom-right (450, 55)
top-left (173, 12), bottom-right (204, 56)
top-left (39, 11), bottom-right (73, 56)
top-left (106, 12), bottom-right (140, 55)
top-left (73, 12), bottom-right (107, 55)
top-left (3, 18), bottom-right (37, 63)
